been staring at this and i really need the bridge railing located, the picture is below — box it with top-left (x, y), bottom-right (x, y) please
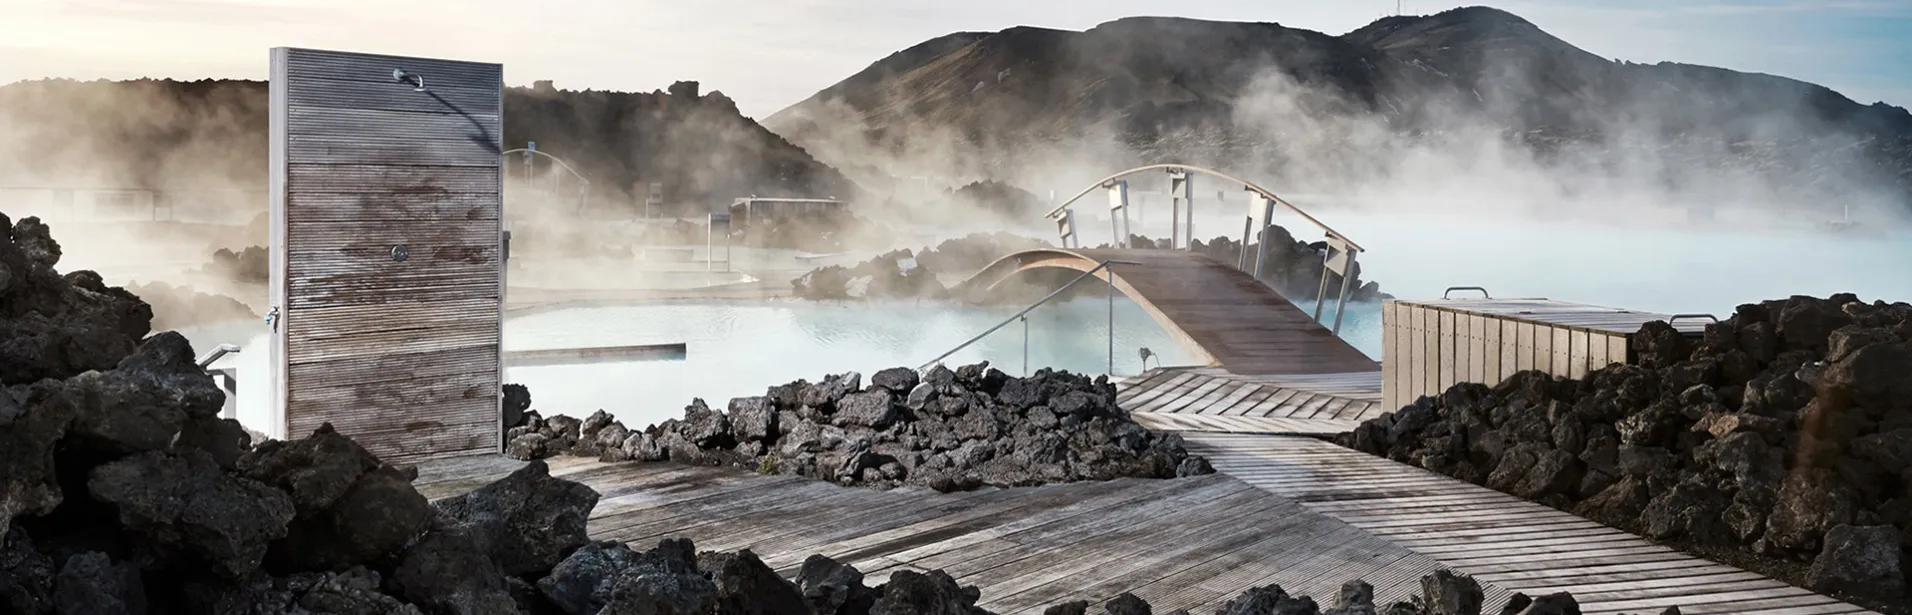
top-left (919, 259), bottom-right (1142, 376)
top-left (1044, 164), bottom-right (1364, 335)
top-left (196, 344), bottom-right (243, 420)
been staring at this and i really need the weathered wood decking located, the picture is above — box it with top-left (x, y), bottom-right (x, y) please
top-left (958, 249), bottom-right (1380, 376)
top-left (1181, 434), bottom-right (1879, 615)
top-left (414, 455), bottom-right (1500, 614)
top-left (1119, 367), bottom-right (1387, 436)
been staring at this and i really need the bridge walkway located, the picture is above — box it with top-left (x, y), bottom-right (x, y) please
top-left (958, 248), bottom-right (1377, 376)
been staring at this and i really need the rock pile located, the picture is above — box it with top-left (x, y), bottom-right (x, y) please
top-left (791, 249), bottom-right (944, 300)
top-left (1341, 294), bottom-right (1912, 611)
top-left (202, 245), bottom-right (268, 284)
top-left (124, 281), bottom-right (258, 330)
top-left (518, 542), bottom-right (1611, 615)
top-left (789, 232), bottom-right (1051, 301)
top-left (504, 363), bottom-right (1216, 491)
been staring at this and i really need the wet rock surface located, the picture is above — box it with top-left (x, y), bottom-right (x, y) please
top-left (1341, 294), bottom-right (1912, 613)
top-left (505, 363), bottom-right (1215, 491)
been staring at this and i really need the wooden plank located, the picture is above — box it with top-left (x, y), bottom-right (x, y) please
top-left (1551, 325), bottom-right (1572, 378)
top-left (1467, 314), bottom-right (1488, 384)
top-left (1382, 301), bottom-right (1398, 411)
top-left (1120, 372), bottom-right (1198, 409)
top-left (1454, 310), bottom-right (1471, 385)
top-left (1437, 309), bottom-right (1456, 393)
top-left (1568, 329), bottom-right (1591, 380)
top-left (1418, 305), bottom-right (1437, 403)
top-left (1179, 434), bottom-right (1878, 615)
top-left (1588, 331), bottom-right (1610, 372)
top-left (1510, 321), bottom-right (1529, 373)
top-left (1481, 315), bottom-right (1502, 386)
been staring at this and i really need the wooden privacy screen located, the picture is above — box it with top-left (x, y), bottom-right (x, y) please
top-left (268, 48), bottom-right (504, 461)
top-left (1381, 297), bottom-right (1709, 412)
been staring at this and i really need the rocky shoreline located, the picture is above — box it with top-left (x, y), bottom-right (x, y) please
top-left (504, 363), bottom-right (1217, 492)
top-left (0, 210), bottom-right (1686, 614)
top-left (1341, 294), bottom-right (1911, 613)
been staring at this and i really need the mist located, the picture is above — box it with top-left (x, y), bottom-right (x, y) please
top-left (768, 11), bottom-right (1912, 237)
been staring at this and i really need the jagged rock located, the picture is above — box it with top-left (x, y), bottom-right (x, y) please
top-left (797, 554), bottom-right (875, 615)
top-left (539, 540), bottom-right (647, 615)
top-left (504, 383), bottom-right (532, 428)
top-left (1104, 592), bottom-right (1151, 615)
top-left (435, 459), bottom-right (600, 577)
top-left (1216, 584), bottom-right (1319, 615)
top-left (700, 548), bottom-right (808, 615)
top-left (869, 569), bottom-right (988, 615)
top-left (0, 529), bottom-right (55, 614)
top-left (1805, 525), bottom-right (1905, 604)
top-left (391, 526), bottom-right (519, 615)
top-left (1342, 295), bottom-right (1912, 612)
top-left (1421, 569), bottom-right (1484, 615)
top-left (51, 552), bottom-right (145, 615)
top-left (519, 364), bottom-right (1212, 492)
top-left (598, 540), bottom-right (716, 615)
top-left (1508, 592), bottom-right (1579, 615)
top-left (87, 449), bottom-right (295, 579)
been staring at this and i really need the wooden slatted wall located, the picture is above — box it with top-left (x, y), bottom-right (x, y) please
top-left (269, 48), bottom-right (504, 461)
top-left (1381, 298), bottom-right (1706, 412)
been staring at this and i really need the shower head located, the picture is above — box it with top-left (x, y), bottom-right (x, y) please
top-left (392, 69), bottom-right (427, 92)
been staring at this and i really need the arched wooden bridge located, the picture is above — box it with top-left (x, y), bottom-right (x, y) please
top-left (956, 247), bottom-right (1378, 376)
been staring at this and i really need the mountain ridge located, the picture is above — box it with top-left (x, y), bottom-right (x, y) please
top-left (765, 5), bottom-right (1912, 218)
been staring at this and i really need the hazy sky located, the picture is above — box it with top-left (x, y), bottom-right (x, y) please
top-left (3, 0), bottom-right (1909, 119)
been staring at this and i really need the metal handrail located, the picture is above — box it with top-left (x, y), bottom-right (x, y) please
top-left (1042, 163), bottom-right (1363, 252)
top-left (918, 259), bottom-right (1141, 373)
top-left (196, 344), bottom-right (241, 369)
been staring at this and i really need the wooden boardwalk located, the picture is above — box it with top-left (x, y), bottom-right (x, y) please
top-left (413, 455), bottom-right (1515, 614)
top-left (958, 249), bottom-right (1379, 376)
top-left (1118, 367), bottom-right (1386, 436)
top-left (1181, 433), bottom-right (1880, 615)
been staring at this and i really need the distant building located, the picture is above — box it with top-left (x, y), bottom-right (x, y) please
top-left (727, 197), bottom-right (849, 230)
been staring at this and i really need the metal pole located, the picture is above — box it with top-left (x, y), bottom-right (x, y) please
top-left (1330, 250), bottom-right (1360, 335)
top-left (1239, 215), bottom-right (1252, 269)
top-left (1254, 196), bottom-right (1275, 280)
top-left (1183, 173), bottom-right (1196, 250)
top-left (1108, 264), bottom-right (1115, 376)
top-left (1021, 316), bottom-right (1029, 377)
top-left (1312, 246), bottom-right (1332, 321)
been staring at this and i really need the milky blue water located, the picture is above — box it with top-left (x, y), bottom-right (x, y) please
top-left (177, 210), bottom-right (1910, 436)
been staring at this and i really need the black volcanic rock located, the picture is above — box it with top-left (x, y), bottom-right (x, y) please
top-left (1342, 293), bottom-right (1912, 613)
top-left (508, 363), bottom-right (1215, 492)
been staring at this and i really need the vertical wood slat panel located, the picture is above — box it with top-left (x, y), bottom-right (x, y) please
top-left (1454, 311), bottom-right (1471, 386)
top-left (1589, 332), bottom-right (1612, 373)
top-left (1515, 322), bottom-right (1535, 373)
top-left (273, 47), bottom-right (504, 461)
top-left (1567, 329), bottom-right (1590, 380)
top-left (1412, 305), bottom-right (1430, 405)
top-left (1481, 315), bottom-right (1502, 386)
top-left (1382, 302), bottom-right (1398, 412)
top-left (1499, 319), bottom-right (1519, 382)
top-left (1422, 305), bottom-right (1437, 401)
top-left (1437, 309), bottom-right (1456, 393)
top-left (1550, 326), bottom-right (1572, 379)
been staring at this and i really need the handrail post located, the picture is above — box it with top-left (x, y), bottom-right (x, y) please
top-left (918, 259), bottom-right (1140, 372)
top-left (1330, 249), bottom-right (1359, 335)
top-left (1108, 261), bottom-right (1116, 376)
top-left (1021, 315), bottom-right (1029, 377)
